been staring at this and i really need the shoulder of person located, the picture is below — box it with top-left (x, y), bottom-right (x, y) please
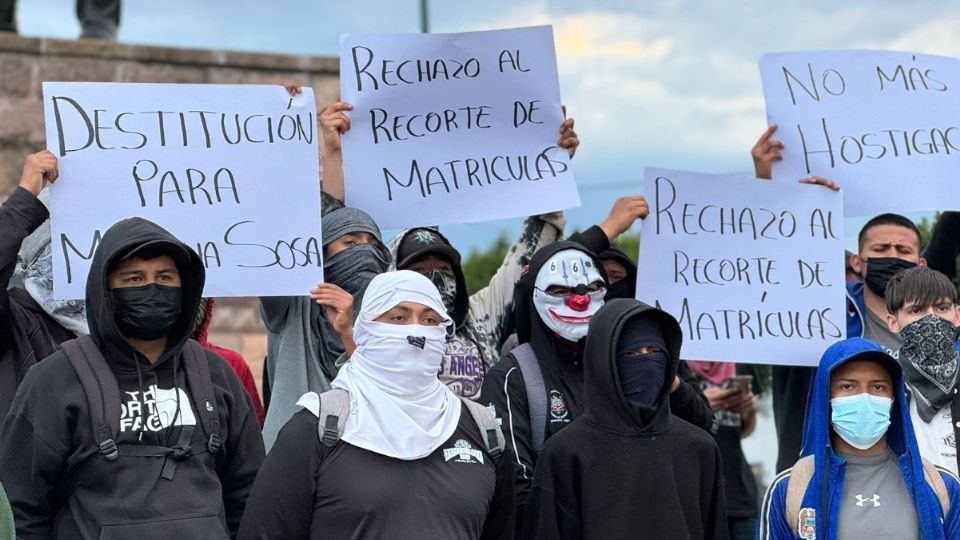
top-left (19, 350), bottom-right (82, 392)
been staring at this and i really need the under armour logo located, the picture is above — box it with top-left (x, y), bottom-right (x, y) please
top-left (855, 494), bottom-right (881, 507)
top-left (407, 336), bottom-right (426, 349)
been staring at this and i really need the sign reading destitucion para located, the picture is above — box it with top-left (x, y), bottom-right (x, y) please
top-left (43, 82), bottom-right (323, 299)
top-left (635, 168), bottom-right (846, 366)
top-left (760, 49), bottom-right (960, 216)
top-left (339, 25), bottom-right (580, 229)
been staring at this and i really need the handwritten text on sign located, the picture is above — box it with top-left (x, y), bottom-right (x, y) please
top-left (760, 50), bottom-right (960, 216)
top-left (339, 25), bottom-right (580, 229)
top-left (43, 83), bottom-right (323, 299)
top-left (635, 169), bottom-right (845, 366)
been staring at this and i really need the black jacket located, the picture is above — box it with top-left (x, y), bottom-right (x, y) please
top-left (0, 217), bottom-right (265, 539)
top-left (522, 299), bottom-right (728, 540)
top-left (0, 187), bottom-right (75, 420)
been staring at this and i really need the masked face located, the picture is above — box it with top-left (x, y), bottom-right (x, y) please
top-left (324, 244), bottom-right (390, 296)
top-left (533, 249), bottom-right (605, 342)
top-left (113, 284), bottom-right (182, 341)
top-left (830, 393), bottom-right (893, 450)
top-left (863, 257), bottom-right (918, 297)
top-left (428, 270), bottom-right (458, 314)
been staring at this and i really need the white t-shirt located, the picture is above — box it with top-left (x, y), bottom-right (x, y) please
top-left (908, 395), bottom-right (958, 476)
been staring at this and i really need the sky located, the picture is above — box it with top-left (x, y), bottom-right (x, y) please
top-left (17, 0), bottom-right (960, 483)
top-left (18, 0), bottom-right (960, 257)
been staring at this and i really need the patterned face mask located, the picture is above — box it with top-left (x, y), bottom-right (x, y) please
top-left (900, 314), bottom-right (960, 422)
top-left (428, 270), bottom-right (458, 314)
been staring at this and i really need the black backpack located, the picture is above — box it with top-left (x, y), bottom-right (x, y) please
top-left (61, 335), bottom-right (222, 480)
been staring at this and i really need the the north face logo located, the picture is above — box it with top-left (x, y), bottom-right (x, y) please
top-left (443, 439), bottom-right (484, 464)
top-left (407, 336), bottom-right (426, 349)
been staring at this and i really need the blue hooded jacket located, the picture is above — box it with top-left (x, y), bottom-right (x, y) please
top-left (760, 338), bottom-right (960, 540)
top-left (845, 281), bottom-right (866, 339)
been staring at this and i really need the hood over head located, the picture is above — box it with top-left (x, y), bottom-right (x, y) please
top-left (798, 338), bottom-right (944, 534)
top-left (581, 299), bottom-right (682, 433)
top-left (598, 244), bottom-right (637, 300)
top-left (387, 227), bottom-right (469, 330)
top-left (86, 217), bottom-right (205, 370)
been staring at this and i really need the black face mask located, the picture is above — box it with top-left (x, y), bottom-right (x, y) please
top-left (618, 351), bottom-right (668, 416)
top-left (864, 257), bottom-right (918, 297)
top-left (428, 269), bottom-right (458, 314)
top-left (113, 284), bottom-right (182, 341)
top-left (323, 244), bottom-right (389, 296)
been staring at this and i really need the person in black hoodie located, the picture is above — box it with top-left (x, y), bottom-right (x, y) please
top-left (480, 242), bottom-right (715, 532)
top-left (0, 217), bottom-right (265, 539)
top-left (523, 299), bottom-right (728, 540)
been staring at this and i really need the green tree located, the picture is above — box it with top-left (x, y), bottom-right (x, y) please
top-left (462, 233), bottom-right (511, 295)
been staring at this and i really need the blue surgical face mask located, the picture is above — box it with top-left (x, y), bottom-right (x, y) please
top-left (830, 393), bottom-right (893, 450)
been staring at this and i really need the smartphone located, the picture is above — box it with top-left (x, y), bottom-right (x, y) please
top-left (724, 375), bottom-right (753, 393)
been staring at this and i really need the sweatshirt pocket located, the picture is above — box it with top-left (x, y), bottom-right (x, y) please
top-left (98, 512), bottom-right (228, 540)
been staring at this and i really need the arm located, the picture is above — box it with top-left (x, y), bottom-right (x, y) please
top-left (942, 471), bottom-right (960, 539)
top-left (319, 101), bottom-right (351, 203)
top-left (214, 355), bottom-right (267, 537)
top-left (479, 361), bottom-right (537, 525)
top-left (758, 472), bottom-right (793, 540)
top-left (568, 196), bottom-right (649, 255)
top-left (238, 409), bottom-right (320, 540)
top-left (0, 153), bottom-right (58, 356)
top-left (478, 447), bottom-right (517, 540)
top-left (705, 446), bottom-right (729, 540)
top-left (671, 363), bottom-right (717, 434)
top-left (0, 362), bottom-right (70, 539)
top-left (521, 450), bottom-right (581, 540)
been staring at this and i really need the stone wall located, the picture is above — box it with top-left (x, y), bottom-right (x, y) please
top-left (0, 34), bottom-right (340, 397)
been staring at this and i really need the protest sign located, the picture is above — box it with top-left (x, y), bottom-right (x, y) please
top-left (339, 25), bottom-right (580, 229)
top-left (760, 50), bottom-right (960, 216)
top-left (635, 168), bottom-right (845, 366)
top-left (42, 82), bottom-right (323, 299)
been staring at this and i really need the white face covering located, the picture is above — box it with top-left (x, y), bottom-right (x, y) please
top-left (330, 270), bottom-right (462, 460)
top-left (533, 249), bottom-right (605, 342)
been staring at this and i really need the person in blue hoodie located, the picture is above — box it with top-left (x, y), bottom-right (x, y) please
top-left (759, 338), bottom-right (960, 540)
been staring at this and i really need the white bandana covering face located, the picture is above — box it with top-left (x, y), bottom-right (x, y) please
top-left (533, 249), bottom-right (605, 342)
top-left (329, 270), bottom-right (462, 460)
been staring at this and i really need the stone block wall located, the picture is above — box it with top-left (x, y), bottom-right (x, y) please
top-left (0, 34), bottom-right (340, 398)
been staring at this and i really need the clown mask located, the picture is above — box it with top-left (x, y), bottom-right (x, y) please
top-left (533, 249), bottom-right (606, 342)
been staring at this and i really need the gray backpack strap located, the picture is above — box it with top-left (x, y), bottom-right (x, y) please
top-left (512, 343), bottom-right (547, 454)
top-left (785, 455), bottom-right (816, 534)
top-left (922, 458), bottom-right (952, 516)
top-left (316, 389), bottom-right (351, 448)
top-left (461, 397), bottom-right (505, 464)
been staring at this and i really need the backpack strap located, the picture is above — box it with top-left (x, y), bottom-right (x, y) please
top-left (785, 455), bottom-right (816, 534)
top-left (512, 343), bottom-right (548, 454)
top-left (306, 389), bottom-right (350, 448)
top-left (181, 341), bottom-right (222, 456)
top-left (460, 397), bottom-right (505, 465)
top-left (922, 458), bottom-right (952, 516)
top-left (61, 336), bottom-right (122, 462)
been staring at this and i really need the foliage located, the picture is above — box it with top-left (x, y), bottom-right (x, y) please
top-left (462, 232), bottom-right (511, 295)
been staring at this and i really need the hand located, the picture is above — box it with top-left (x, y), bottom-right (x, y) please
top-left (320, 101), bottom-right (353, 154)
top-left (799, 175), bottom-right (841, 191)
top-left (19, 150), bottom-right (59, 196)
top-left (729, 391), bottom-right (758, 416)
top-left (703, 386), bottom-right (747, 412)
top-left (751, 124), bottom-right (783, 180)
top-left (670, 375), bottom-right (681, 392)
top-left (284, 84), bottom-right (303, 96)
top-left (598, 196), bottom-right (649, 240)
top-left (309, 283), bottom-right (355, 339)
top-left (558, 105), bottom-right (579, 158)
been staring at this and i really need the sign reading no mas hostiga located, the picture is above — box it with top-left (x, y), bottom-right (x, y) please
top-left (42, 83), bottom-right (323, 299)
top-left (760, 50), bottom-right (960, 217)
top-left (339, 25), bottom-right (580, 229)
top-left (635, 168), bottom-right (846, 366)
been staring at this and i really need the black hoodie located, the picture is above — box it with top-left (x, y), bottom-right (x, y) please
top-left (0, 218), bottom-right (265, 539)
top-left (522, 299), bottom-right (728, 540)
